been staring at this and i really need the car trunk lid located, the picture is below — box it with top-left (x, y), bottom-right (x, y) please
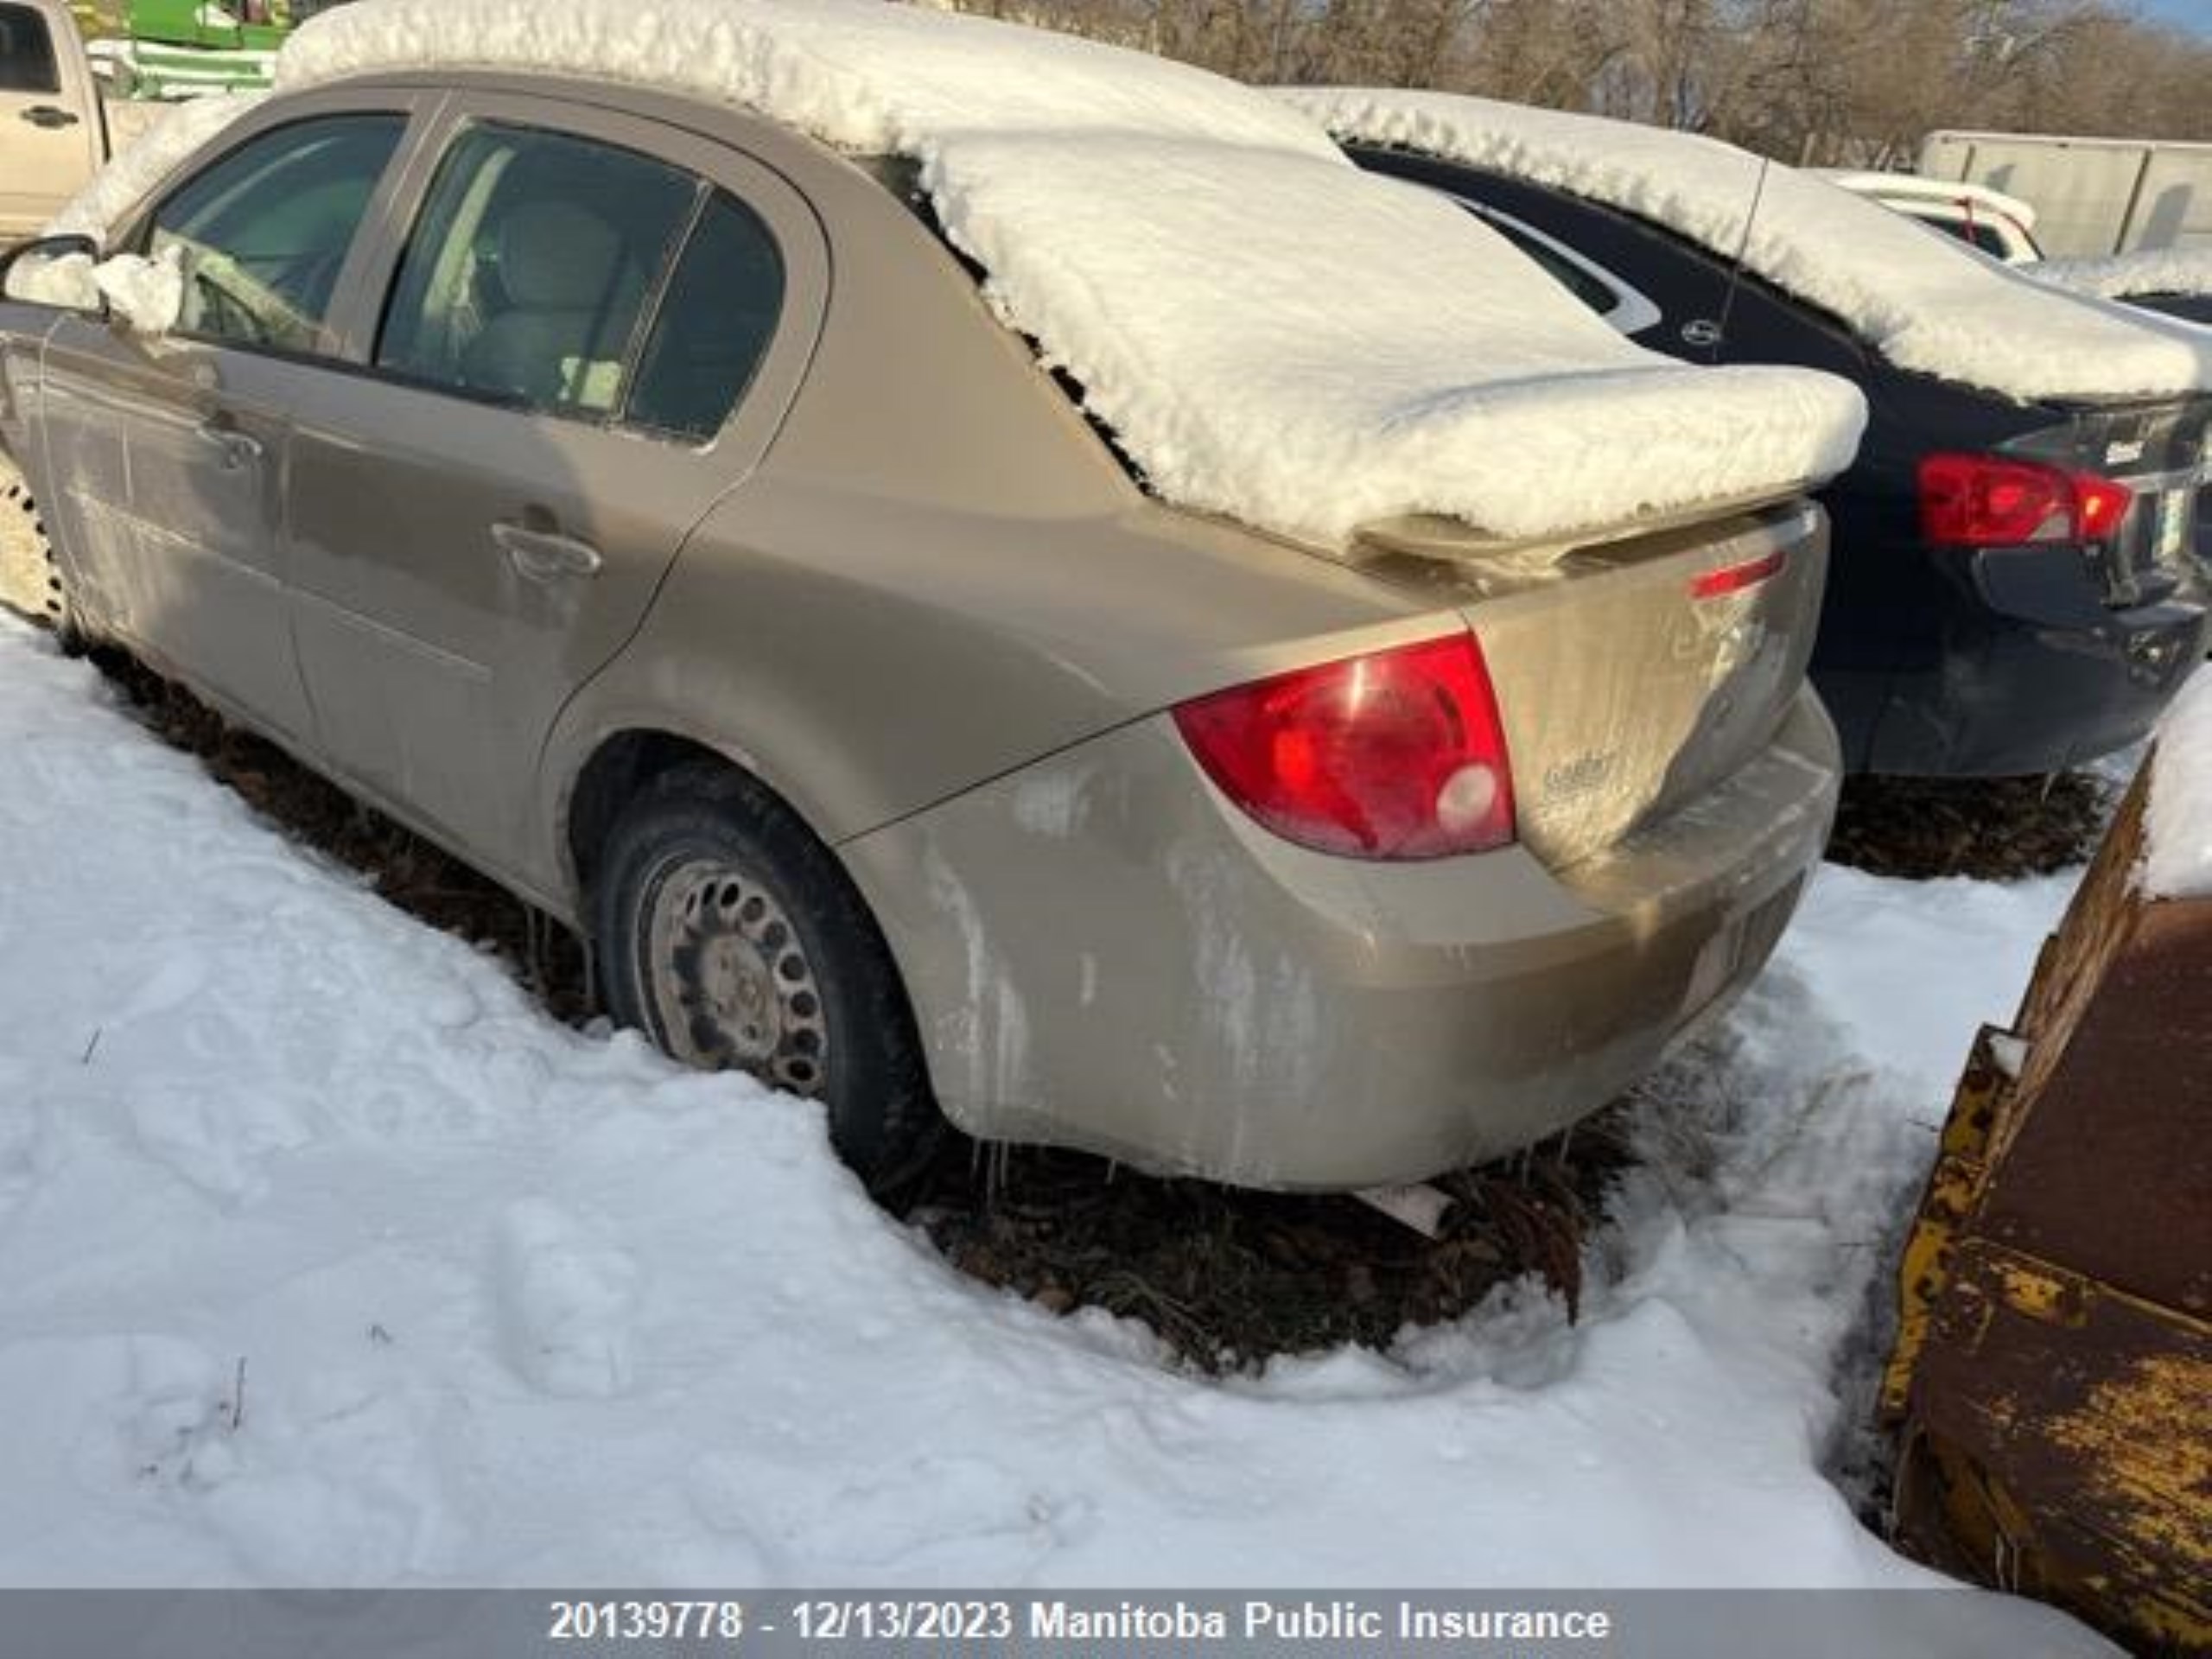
top-left (1357, 498), bottom-right (1829, 869)
top-left (2003, 394), bottom-right (2212, 607)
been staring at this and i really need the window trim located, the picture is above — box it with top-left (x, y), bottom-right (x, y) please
top-left (1454, 196), bottom-right (1665, 338)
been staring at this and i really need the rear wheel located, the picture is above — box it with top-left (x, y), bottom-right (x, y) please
top-left (0, 455), bottom-right (69, 636)
top-left (593, 763), bottom-right (942, 1192)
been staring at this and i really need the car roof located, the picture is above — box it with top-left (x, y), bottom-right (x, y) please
top-left (229, 0), bottom-right (1866, 548)
top-left (1284, 87), bottom-right (2212, 405)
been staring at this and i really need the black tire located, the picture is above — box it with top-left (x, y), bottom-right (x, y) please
top-left (0, 456), bottom-right (74, 643)
top-left (593, 761), bottom-right (942, 1192)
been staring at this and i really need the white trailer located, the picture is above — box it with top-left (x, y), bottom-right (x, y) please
top-left (1920, 129), bottom-right (2212, 259)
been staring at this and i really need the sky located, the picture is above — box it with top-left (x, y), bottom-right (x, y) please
top-left (2135, 0), bottom-right (2212, 36)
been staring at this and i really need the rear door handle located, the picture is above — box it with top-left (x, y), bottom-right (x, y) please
top-left (194, 418), bottom-right (264, 468)
top-left (492, 519), bottom-right (603, 582)
top-left (21, 105), bottom-right (80, 129)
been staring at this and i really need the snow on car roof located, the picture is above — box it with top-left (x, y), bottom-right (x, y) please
top-left (1282, 88), bottom-right (2212, 406)
top-left (190, 0), bottom-right (1858, 548)
top-left (2145, 670), bottom-right (2212, 900)
top-left (2036, 246), bottom-right (2212, 302)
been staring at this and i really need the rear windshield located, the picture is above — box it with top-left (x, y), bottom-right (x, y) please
top-left (1920, 214), bottom-right (2012, 258)
top-left (0, 3), bottom-right (60, 94)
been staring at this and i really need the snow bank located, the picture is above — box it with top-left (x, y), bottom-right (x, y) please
top-left (257, 0), bottom-right (1862, 545)
top-left (1282, 89), bottom-right (2212, 405)
top-left (2144, 670), bottom-right (2212, 899)
top-left (2037, 246), bottom-right (2212, 302)
top-left (0, 614), bottom-right (2105, 1648)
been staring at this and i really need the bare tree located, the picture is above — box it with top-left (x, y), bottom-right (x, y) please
top-left (923, 0), bottom-right (2212, 158)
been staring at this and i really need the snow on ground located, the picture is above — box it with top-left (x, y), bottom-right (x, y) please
top-left (257, 0), bottom-right (1866, 546)
top-left (1281, 88), bottom-right (2212, 404)
top-left (0, 616), bottom-right (2101, 1645)
top-left (2145, 665), bottom-right (2212, 898)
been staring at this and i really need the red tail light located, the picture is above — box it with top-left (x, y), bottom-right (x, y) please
top-left (1172, 632), bottom-right (1516, 860)
top-left (1918, 453), bottom-right (2134, 547)
top-left (1691, 547), bottom-right (1787, 600)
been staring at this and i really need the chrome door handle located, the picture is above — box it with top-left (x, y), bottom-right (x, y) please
top-left (21, 105), bottom-right (79, 130)
top-left (492, 520), bottom-right (603, 582)
top-left (194, 420), bottom-right (264, 468)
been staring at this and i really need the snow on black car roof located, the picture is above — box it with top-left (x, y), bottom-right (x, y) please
top-left (1286, 88), bottom-right (2212, 406)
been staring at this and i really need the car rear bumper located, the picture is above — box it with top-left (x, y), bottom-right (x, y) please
top-left (840, 687), bottom-right (1839, 1189)
top-left (1821, 550), bottom-right (2208, 777)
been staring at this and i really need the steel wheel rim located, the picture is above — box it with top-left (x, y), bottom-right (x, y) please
top-left (642, 855), bottom-right (830, 1096)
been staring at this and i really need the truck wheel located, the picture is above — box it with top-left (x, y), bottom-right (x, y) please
top-left (0, 460), bottom-right (69, 637)
top-left (593, 762), bottom-right (943, 1192)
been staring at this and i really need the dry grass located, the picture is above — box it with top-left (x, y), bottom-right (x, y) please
top-left (1826, 771), bottom-right (2118, 883)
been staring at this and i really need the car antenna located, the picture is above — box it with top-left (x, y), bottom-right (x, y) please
top-left (1710, 154), bottom-right (1773, 359)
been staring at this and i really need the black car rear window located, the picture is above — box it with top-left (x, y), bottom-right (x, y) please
top-left (0, 3), bottom-right (60, 94)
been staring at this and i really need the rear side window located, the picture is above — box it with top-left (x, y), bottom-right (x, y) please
top-left (0, 3), bottom-right (60, 95)
top-left (147, 114), bottom-right (406, 353)
top-left (625, 191), bottom-right (785, 443)
top-left (376, 124), bottom-right (697, 418)
top-left (1484, 214), bottom-right (1622, 317)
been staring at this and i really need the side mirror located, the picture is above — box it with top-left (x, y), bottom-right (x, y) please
top-left (0, 233), bottom-right (108, 315)
top-left (1, 236), bottom-right (184, 336)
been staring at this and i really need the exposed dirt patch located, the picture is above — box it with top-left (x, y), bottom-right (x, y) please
top-left (1826, 771), bottom-right (2120, 882)
top-left (910, 1119), bottom-right (1632, 1372)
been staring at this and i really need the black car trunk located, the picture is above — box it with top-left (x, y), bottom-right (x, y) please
top-left (2001, 394), bottom-right (2212, 608)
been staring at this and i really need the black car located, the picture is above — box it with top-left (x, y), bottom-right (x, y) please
top-left (1349, 144), bottom-right (2212, 778)
top-left (2126, 292), bottom-right (2212, 327)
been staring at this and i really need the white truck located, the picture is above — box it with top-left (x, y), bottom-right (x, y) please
top-left (0, 0), bottom-right (106, 248)
top-left (1920, 130), bottom-right (2212, 260)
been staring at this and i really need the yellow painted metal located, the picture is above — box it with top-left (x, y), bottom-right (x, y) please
top-left (1883, 766), bottom-right (2212, 1655)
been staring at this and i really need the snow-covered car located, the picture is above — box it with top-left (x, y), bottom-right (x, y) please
top-left (0, 0), bottom-right (108, 249)
top-left (1292, 90), bottom-right (2212, 779)
top-left (2033, 246), bottom-right (2212, 327)
top-left (0, 0), bottom-right (1862, 1192)
top-left (1812, 170), bottom-right (2044, 264)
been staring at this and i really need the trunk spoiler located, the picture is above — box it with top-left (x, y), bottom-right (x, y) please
top-left (1348, 481), bottom-right (1821, 570)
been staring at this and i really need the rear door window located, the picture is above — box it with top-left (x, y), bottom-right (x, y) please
top-left (147, 114), bottom-right (408, 353)
top-left (375, 124), bottom-right (698, 418)
top-left (0, 3), bottom-right (59, 94)
top-left (624, 191), bottom-right (785, 443)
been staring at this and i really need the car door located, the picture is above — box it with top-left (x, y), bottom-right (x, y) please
top-left (285, 92), bottom-right (824, 873)
top-left (0, 1), bottom-right (102, 245)
top-left (33, 100), bottom-right (423, 737)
